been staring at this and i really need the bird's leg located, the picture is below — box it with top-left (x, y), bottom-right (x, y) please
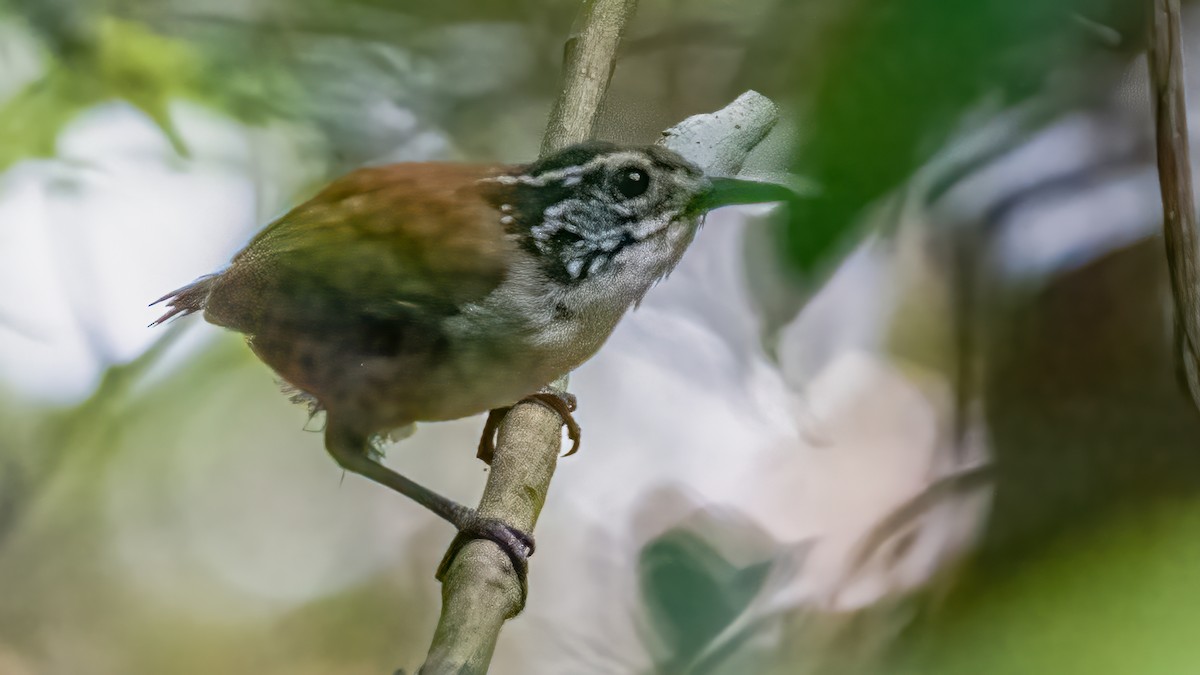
top-left (476, 406), bottom-right (511, 464)
top-left (476, 387), bottom-right (582, 464)
top-left (325, 419), bottom-right (535, 604)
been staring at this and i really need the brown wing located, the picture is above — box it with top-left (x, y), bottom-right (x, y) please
top-left (197, 162), bottom-right (518, 335)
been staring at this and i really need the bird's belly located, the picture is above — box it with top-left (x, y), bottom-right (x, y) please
top-left (252, 294), bottom-right (619, 431)
top-left (406, 305), bottom-right (614, 422)
top-left (406, 353), bottom-right (557, 422)
top-left (413, 328), bottom-right (600, 421)
top-left (261, 340), bottom-right (552, 430)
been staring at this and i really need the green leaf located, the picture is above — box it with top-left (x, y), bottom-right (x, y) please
top-left (895, 499), bottom-right (1200, 675)
top-left (778, 0), bottom-right (1142, 276)
top-left (0, 18), bottom-right (203, 167)
top-left (639, 529), bottom-right (771, 671)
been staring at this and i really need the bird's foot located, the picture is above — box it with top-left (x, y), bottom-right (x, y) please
top-left (526, 388), bottom-right (581, 457)
top-left (476, 406), bottom-right (511, 464)
top-left (476, 387), bottom-right (582, 464)
top-left (437, 513), bottom-right (536, 610)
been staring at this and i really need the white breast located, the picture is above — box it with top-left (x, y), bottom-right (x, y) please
top-left (426, 233), bottom-right (687, 419)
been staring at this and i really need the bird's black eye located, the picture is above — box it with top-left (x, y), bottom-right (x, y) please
top-left (613, 166), bottom-right (649, 200)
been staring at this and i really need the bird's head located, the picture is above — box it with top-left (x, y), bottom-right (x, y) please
top-left (482, 141), bottom-right (792, 291)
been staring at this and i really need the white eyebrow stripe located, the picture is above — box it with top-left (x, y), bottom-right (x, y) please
top-left (477, 151), bottom-right (649, 188)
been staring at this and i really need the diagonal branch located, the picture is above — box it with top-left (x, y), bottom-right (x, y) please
top-left (419, 1), bottom-right (637, 673)
top-left (1148, 0), bottom-right (1200, 411)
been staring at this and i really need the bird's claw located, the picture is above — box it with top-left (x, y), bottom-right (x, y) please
top-left (525, 389), bottom-right (582, 457)
top-left (437, 514), bottom-right (535, 611)
top-left (476, 406), bottom-right (511, 464)
top-left (476, 388), bottom-right (582, 463)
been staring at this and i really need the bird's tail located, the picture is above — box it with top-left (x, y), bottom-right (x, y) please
top-left (149, 275), bottom-right (217, 326)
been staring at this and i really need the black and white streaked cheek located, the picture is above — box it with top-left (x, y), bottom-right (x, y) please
top-left (566, 229), bottom-right (639, 281)
top-left (564, 256), bottom-right (587, 280)
top-left (563, 242), bottom-right (608, 281)
top-left (530, 198), bottom-right (592, 248)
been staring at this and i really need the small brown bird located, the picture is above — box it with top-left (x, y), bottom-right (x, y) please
top-left (153, 141), bottom-right (789, 594)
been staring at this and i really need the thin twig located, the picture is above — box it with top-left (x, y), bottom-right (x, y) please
top-left (1148, 0), bottom-right (1200, 411)
top-left (418, 2), bottom-right (637, 673)
top-left (540, 0), bottom-right (639, 155)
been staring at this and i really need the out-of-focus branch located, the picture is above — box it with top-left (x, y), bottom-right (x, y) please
top-left (1148, 0), bottom-right (1200, 411)
top-left (540, 0), bottom-right (639, 155)
top-left (418, 2), bottom-right (637, 673)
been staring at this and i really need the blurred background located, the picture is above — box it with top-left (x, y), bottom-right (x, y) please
top-left (1, 0), bottom-right (1198, 673)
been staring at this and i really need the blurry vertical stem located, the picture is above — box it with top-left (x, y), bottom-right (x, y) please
top-left (541, 0), bottom-right (638, 154)
top-left (1148, 0), bottom-right (1200, 411)
top-left (419, 1), bottom-right (637, 673)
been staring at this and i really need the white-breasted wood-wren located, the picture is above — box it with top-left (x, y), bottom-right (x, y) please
top-left (152, 141), bottom-right (791, 596)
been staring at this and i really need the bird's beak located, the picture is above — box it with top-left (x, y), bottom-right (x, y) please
top-left (692, 176), bottom-right (796, 213)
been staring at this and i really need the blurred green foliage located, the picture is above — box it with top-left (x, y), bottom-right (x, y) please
top-left (639, 529), bottom-right (771, 673)
top-left (0, 17), bottom-right (203, 166)
top-left (895, 497), bottom-right (1200, 675)
top-left (0, 0), bottom-right (1192, 674)
top-left (777, 0), bottom-right (1142, 278)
